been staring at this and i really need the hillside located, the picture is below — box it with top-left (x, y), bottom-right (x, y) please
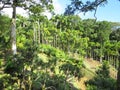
top-left (67, 52), bottom-right (118, 90)
top-left (77, 58), bottom-right (117, 90)
top-left (0, 45), bottom-right (117, 90)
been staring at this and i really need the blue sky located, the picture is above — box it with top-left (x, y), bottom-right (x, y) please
top-left (2, 0), bottom-right (120, 22)
top-left (54, 0), bottom-right (120, 22)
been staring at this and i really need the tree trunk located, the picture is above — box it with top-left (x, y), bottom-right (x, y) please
top-left (33, 24), bottom-right (36, 43)
top-left (11, 4), bottom-right (17, 55)
top-left (117, 56), bottom-right (119, 69)
top-left (100, 48), bottom-right (103, 63)
top-left (117, 50), bottom-right (120, 90)
top-left (117, 61), bottom-right (120, 90)
top-left (37, 21), bottom-right (40, 44)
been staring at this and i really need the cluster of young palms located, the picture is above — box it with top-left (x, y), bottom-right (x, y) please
top-left (18, 14), bottom-right (119, 67)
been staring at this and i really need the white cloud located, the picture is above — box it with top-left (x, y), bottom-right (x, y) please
top-left (1, 0), bottom-right (64, 18)
top-left (2, 8), bottom-right (12, 17)
top-left (43, 0), bottom-right (64, 19)
top-left (78, 13), bottom-right (85, 18)
top-left (43, 10), bottom-right (52, 19)
top-left (2, 7), bottom-right (28, 18)
top-left (16, 8), bottom-right (28, 17)
top-left (77, 12), bottom-right (95, 20)
top-left (53, 0), bottom-right (64, 14)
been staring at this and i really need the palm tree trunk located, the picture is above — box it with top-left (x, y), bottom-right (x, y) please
top-left (38, 21), bottom-right (40, 44)
top-left (117, 50), bottom-right (120, 90)
top-left (11, 4), bottom-right (17, 55)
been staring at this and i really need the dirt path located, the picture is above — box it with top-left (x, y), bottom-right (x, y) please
top-left (77, 77), bottom-right (88, 90)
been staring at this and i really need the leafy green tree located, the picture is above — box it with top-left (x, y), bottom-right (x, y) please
top-left (86, 61), bottom-right (116, 90)
top-left (95, 21), bottom-right (111, 62)
top-left (110, 28), bottom-right (120, 42)
top-left (110, 28), bottom-right (120, 90)
top-left (117, 49), bottom-right (120, 90)
top-left (0, 15), bottom-right (11, 89)
top-left (0, 15), bottom-right (11, 50)
top-left (0, 0), bottom-right (53, 55)
top-left (82, 19), bottom-right (97, 59)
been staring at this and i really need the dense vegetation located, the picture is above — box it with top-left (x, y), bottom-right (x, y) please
top-left (0, 0), bottom-right (120, 90)
top-left (86, 61), bottom-right (116, 90)
top-left (0, 13), bottom-right (120, 90)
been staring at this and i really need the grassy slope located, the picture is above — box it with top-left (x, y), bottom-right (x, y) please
top-left (77, 58), bottom-right (117, 90)
top-left (0, 46), bottom-right (117, 90)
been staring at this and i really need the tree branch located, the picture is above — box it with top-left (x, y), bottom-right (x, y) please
top-left (0, 3), bottom-right (5, 10)
top-left (64, 0), bottom-right (108, 16)
top-left (94, 6), bottom-right (98, 21)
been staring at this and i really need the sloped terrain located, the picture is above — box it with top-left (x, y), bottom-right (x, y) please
top-left (77, 58), bottom-right (117, 90)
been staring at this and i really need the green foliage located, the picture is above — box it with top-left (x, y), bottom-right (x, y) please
top-left (86, 84), bottom-right (97, 90)
top-left (60, 57), bottom-right (83, 79)
top-left (0, 15), bottom-right (11, 48)
top-left (5, 54), bottom-right (24, 75)
top-left (39, 44), bottom-right (66, 58)
top-left (1, 4), bottom-right (120, 89)
top-left (110, 28), bottom-right (120, 41)
top-left (86, 61), bottom-right (116, 90)
top-left (32, 44), bottom-right (83, 90)
top-left (1, 42), bottom-right (83, 90)
top-left (86, 76), bottom-right (116, 90)
top-left (96, 61), bottom-right (110, 78)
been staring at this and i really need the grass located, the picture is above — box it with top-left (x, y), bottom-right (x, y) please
top-left (76, 58), bottom-right (117, 90)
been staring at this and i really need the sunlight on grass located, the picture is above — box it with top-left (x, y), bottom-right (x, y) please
top-left (38, 53), bottom-right (48, 63)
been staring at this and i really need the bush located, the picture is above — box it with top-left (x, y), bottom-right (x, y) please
top-left (86, 61), bottom-right (116, 90)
